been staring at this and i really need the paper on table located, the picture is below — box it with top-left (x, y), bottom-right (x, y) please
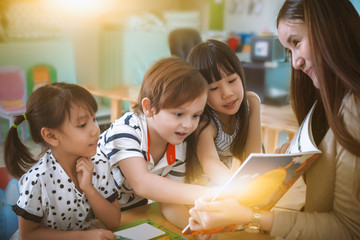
top-left (114, 223), bottom-right (165, 240)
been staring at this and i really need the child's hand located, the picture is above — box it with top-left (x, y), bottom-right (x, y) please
top-left (76, 157), bottom-right (94, 193)
top-left (85, 229), bottom-right (116, 240)
top-left (275, 141), bottom-right (291, 154)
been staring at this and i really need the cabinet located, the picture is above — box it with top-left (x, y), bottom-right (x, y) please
top-left (100, 30), bottom-right (170, 89)
top-left (242, 61), bottom-right (289, 105)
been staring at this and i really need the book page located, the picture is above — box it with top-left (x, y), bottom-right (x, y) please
top-left (114, 223), bottom-right (165, 240)
top-left (286, 102), bottom-right (319, 154)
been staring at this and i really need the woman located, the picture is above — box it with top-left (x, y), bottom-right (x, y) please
top-left (188, 0), bottom-right (360, 239)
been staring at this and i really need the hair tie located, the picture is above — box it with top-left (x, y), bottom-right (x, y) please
top-left (12, 114), bottom-right (27, 129)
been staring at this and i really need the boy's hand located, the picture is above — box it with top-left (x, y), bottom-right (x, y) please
top-left (76, 157), bottom-right (94, 192)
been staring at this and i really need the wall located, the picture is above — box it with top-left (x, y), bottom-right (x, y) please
top-left (53, 0), bottom-right (188, 87)
top-left (183, 0), bottom-right (209, 32)
top-left (1, 0), bottom-right (289, 87)
top-left (226, 0), bottom-right (360, 34)
top-left (224, 0), bottom-right (285, 34)
top-left (54, 0), bottom-right (286, 87)
top-left (209, 0), bottom-right (224, 30)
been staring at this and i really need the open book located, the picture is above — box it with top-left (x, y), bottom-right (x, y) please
top-left (183, 102), bottom-right (321, 235)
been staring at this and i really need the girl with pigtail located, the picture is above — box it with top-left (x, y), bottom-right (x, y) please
top-left (4, 82), bottom-right (120, 240)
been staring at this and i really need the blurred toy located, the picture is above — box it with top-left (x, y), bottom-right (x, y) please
top-left (0, 167), bottom-right (19, 240)
top-left (227, 32), bottom-right (242, 52)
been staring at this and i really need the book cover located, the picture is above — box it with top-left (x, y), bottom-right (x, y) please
top-left (114, 219), bottom-right (187, 240)
top-left (183, 102), bottom-right (321, 235)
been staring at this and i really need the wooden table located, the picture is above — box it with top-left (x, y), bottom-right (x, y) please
top-left (84, 85), bottom-right (140, 122)
top-left (120, 202), bottom-right (274, 240)
top-left (261, 104), bottom-right (298, 154)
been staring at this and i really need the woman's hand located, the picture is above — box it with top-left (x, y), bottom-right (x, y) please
top-left (76, 157), bottom-right (94, 193)
top-left (189, 197), bottom-right (252, 231)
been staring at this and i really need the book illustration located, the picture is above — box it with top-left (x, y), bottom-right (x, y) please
top-left (183, 102), bottom-right (320, 235)
top-left (114, 219), bottom-right (187, 240)
top-left (230, 153), bottom-right (319, 210)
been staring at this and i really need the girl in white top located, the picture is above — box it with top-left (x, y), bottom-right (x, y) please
top-left (188, 0), bottom-right (360, 239)
top-left (186, 39), bottom-right (262, 184)
top-left (5, 83), bottom-right (120, 240)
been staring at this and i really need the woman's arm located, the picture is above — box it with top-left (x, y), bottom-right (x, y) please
top-left (196, 123), bottom-right (234, 184)
top-left (118, 157), bottom-right (214, 205)
top-left (271, 146), bottom-right (360, 240)
top-left (18, 217), bottom-right (116, 240)
top-left (244, 91), bottom-right (262, 157)
top-left (271, 95), bottom-right (360, 239)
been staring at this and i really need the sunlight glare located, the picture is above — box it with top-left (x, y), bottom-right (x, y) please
top-left (56, 0), bottom-right (106, 13)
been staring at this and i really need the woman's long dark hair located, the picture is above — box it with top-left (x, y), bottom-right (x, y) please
top-left (277, 0), bottom-right (360, 155)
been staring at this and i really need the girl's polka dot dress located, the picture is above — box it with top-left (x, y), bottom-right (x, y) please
top-left (12, 150), bottom-right (118, 230)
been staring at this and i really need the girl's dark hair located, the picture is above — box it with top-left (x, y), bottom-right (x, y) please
top-left (277, 0), bottom-right (360, 156)
top-left (4, 82), bottom-right (98, 178)
top-left (185, 39), bottom-right (249, 182)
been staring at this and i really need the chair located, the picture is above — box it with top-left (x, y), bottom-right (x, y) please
top-left (0, 66), bottom-right (27, 143)
top-left (26, 64), bottom-right (57, 97)
top-left (168, 28), bottom-right (202, 60)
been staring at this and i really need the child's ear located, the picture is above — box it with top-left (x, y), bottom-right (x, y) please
top-left (142, 98), bottom-right (155, 117)
top-left (41, 127), bottom-right (59, 147)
